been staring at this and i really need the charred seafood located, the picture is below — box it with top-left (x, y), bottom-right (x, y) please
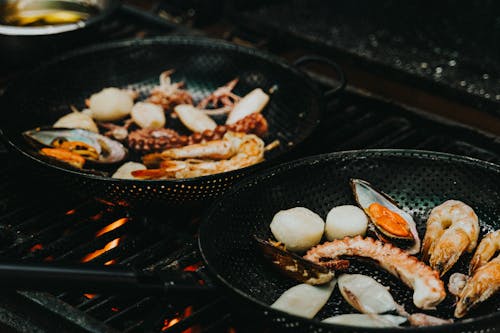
top-left (24, 69), bottom-right (273, 179)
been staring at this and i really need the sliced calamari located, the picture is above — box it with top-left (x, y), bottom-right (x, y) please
top-left (174, 104), bottom-right (217, 133)
top-left (338, 274), bottom-right (397, 314)
top-left (271, 280), bottom-right (336, 319)
top-left (322, 314), bottom-right (406, 327)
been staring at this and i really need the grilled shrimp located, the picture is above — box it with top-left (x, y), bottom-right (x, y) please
top-left (304, 236), bottom-right (446, 309)
top-left (454, 230), bottom-right (500, 318)
top-left (421, 200), bottom-right (479, 276)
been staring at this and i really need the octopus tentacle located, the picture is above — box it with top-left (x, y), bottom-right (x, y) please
top-left (304, 236), bottom-right (446, 310)
top-left (127, 113), bottom-right (268, 153)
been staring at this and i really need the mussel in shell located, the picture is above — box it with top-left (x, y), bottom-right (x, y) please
top-left (23, 127), bottom-right (128, 166)
top-left (254, 236), bottom-right (341, 285)
top-left (351, 179), bottom-right (421, 254)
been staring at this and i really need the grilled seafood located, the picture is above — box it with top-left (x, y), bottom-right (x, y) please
top-left (304, 236), bottom-right (446, 309)
top-left (174, 104), bottom-right (217, 133)
top-left (454, 230), bottom-right (500, 318)
top-left (133, 132), bottom-right (265, 179)
top-left (197, 78), bottom-right (240, 109)
top-left (23, 128), bottom-right (128, 165)
top-left (271, 280), bottom-right (337, 319)
top-left (338, 274), bottom-right (397, 314)
top-left (322, 314), bottom-right (407, 327)
top-left (146, 69), bottom-right (193, 111)
top-left (88, 87), bottom-right (134, 122)
top-left (468, 229), bottom-right (500, 275)
top-left (53, 106), bottom-right (98, 133)
top-left (351, 179), bottom-right (420, 254)
top-left (226, 88), bottom-right (270, 125)
top-left (128, 113), bottom-right (268, 153)
top-left (421, 200), bottom-right (479, 276)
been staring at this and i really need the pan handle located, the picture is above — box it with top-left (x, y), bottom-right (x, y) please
top-left (294, 55), bottom-right (347, 99)
top-left (0, 263), bottom-right (215, 298)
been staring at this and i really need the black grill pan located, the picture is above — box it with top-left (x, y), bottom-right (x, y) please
top-left (0, 150), bottom-right (498, 332)
top-left (0, 36), bottom-right (345, 207)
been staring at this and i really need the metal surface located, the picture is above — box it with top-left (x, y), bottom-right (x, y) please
top-left (231, 0), bottom-right (500, 116)
top-left (201, 150), bottom-right (500, 332)
top-left (0, 36), bottom-right (343, 207)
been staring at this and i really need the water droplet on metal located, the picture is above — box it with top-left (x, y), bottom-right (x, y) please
top-left (420, 62), bottom-right (428, 69)
top-left (448, 60), bottom-right (457, 67)
top-left (435, 67), bottom-right (443, 74)
top-left (482, 74), bottom-right (489, 80)
top-left (485, 93), bottom-right (490, 98)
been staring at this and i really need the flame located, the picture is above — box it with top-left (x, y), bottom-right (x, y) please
top-left (162, 318), bottom-right (180, 330)
top-left (95, 218), bottom-right (128, 237)
top-left (90, 212), bottom-right (104, 221)
top-left (30, 244), bottom-right (43, 252)
top-left (161, 306), bottom-right (194, 332)
top-left (111, 307), bottom-right (119, 312)
top-left (65, 209), bottom-right (76, 215)
top-left (104, 260), bottom-right (116, 266)
top-left (84, 293), bottom-right (96, 299)
top-left (81, 238), bottom-right (120, 263)
top-left (183, 263), bottom-right (202, 272)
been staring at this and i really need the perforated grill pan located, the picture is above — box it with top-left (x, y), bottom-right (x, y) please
top-left (0, 36), bottom-right (344, 207)
top-left (199, 150), bottom-right (500, 332)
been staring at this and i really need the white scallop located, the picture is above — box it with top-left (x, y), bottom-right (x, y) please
top-left (325, 205), bottom-right (368, 240)
top-left (270, 207), bottom-right (325, 252)
top-left (271, 279), bottom-right (336, 319)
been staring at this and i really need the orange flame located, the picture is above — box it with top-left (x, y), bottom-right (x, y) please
top-left (161, 306), bottom-right (194, 332)
top-left (65, 209), bottom-right (76, 215)
top-left (104, 259), bottom-right (116, 266)
top-left (84, 293), bottom-right (96, 299)
top-left (30, 244), bottom-right (43, 252)
top-left (95, 218), bottom-right (128, 237)
top-left (81, 238), bottom-right (120, 263)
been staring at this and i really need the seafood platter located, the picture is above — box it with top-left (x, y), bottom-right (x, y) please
top-left (0, 36), bottom-right (342, 205)
top-left (199, 150), bottom-right (500, 332)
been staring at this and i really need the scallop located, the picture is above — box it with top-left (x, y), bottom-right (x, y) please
top-left (338, 274), bottom-right (397, 314)
top-left (271, 279), bottom-right (336, 319)
top-left (89, 87), bottom-right (134, 121)
top-left (270, 207), bottom-right (325, 252)
top-left (351, 178), bottom-right (421, 254)
top-left (325, 205), bottom-right (368, 240)
top-left (322, 314), bottom-right (406, 327)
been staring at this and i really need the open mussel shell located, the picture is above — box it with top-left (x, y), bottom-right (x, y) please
top-left (254, 236), bottom-right (337, 285)
top-left (351, 178), bottom-right (421, 254)
top-left (23, 127), bottom-right (128, 164)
